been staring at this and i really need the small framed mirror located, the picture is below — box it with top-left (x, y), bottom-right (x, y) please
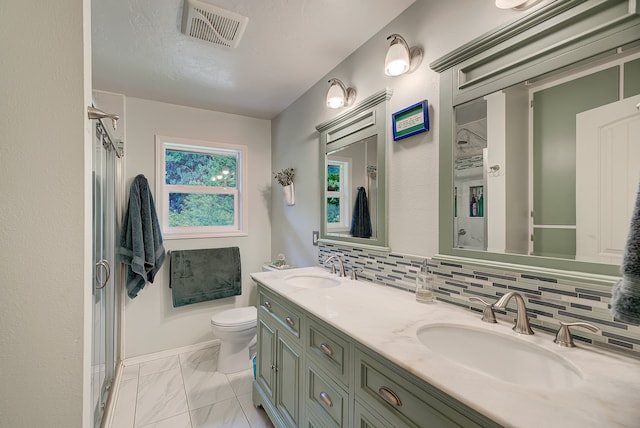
top-left (317, 89), bottom-right (392, 250)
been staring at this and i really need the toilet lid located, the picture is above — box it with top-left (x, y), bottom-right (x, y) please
top-left (211, 306), bottom-right (257, 328)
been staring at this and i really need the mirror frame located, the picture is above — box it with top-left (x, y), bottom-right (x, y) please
top-left (316, 89), bottom-right (392, 251)
top-left (431, 0), bottom-right (640, 276)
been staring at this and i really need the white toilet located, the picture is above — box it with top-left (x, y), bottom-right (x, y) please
top-left (210, 306), bottom-right (257, 374)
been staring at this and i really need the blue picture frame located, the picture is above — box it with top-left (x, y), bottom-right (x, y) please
top-left (392, 100), bottom-right (429, 141)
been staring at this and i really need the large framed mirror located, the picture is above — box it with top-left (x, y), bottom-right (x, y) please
top-left (432, 0), bottom-right (640, 276)
top-left (316, 89), bottom-right (392, 250)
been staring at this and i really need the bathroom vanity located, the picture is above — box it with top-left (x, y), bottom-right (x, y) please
top-left (251, 267), bottom-right (640, 428)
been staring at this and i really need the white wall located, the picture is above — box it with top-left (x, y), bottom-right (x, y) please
top-left (271, 0), bottom-right (520, 265)
top-left (0, 0), bottom-right (92, 426)
top-left (122, 97), bottom-right (271, 358)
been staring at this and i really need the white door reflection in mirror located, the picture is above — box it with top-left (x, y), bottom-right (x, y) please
top-left (576, 94), bottom-right (640, 264)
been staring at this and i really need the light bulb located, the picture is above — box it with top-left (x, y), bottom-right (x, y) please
top-left (326, 81), bottom-right (345, 108)
top-left (385, 41), bottom-right (410, 76)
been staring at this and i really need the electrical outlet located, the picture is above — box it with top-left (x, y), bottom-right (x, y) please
top-left (312, 231), bottom-right (319, 246)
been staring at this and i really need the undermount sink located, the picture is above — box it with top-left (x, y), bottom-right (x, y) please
top-left (284, 274), bottom-right (341, 289)
top-left (416, 324), bottom-right (583, 389)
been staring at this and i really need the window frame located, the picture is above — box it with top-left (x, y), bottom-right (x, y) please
top-left (325, 157), bottom-right (351, 232)
top-left (155, 135), bottom-right (248, 239)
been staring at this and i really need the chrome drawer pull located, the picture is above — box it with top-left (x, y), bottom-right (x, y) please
top-left (319, 343), bottom-right (334, 357)
top-left (263, 301), bottom-right (272, 310)
top-left (378, 386), bottom-right (402, 407)
top-left (319, 391), bottom-right (333, 408)
top-left (285, 316), bottom-right (295, 327)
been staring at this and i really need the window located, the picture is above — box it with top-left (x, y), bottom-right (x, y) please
top-left (326, 158), bottom-right (350, 231)
top-left (155, 136), bottom-right (248, 238)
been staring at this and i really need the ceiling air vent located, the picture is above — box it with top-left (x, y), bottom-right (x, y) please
top-left (181, 0), bottom-right (248, 48)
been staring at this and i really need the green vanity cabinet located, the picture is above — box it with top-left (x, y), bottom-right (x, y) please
top-left (253, 283), bottom-right (502, 428)
top-left (254, 288), bottom-right (304, 428)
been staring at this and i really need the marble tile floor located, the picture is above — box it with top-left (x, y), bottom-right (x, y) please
top-left (110, 346), bottom-right (274, 428)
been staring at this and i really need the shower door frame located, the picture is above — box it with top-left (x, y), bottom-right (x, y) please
top-left (91, 115), bottom-right (124, 428)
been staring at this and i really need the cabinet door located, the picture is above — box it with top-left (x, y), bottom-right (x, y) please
top-left (276, 334), bottom-right (302, 428)
top-left (257, 318), bottom-right (276, 403)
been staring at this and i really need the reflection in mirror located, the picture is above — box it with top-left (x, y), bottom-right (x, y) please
top-left (454, 99), bottom-right (488, 251)
top-left (326, 136), bottom-right (377, 239)
top-left (453, 51), bottom-right (640, 265)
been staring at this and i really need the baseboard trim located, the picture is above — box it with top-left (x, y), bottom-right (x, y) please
top-left (122, 339), bottom-right (221, 367)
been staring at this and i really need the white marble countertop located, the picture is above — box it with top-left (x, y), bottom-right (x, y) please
top-left (250, 266), bottom-right (640, 428)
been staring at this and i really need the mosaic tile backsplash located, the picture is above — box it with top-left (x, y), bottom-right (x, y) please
top-left (318, 242), bottom-right (640, 357)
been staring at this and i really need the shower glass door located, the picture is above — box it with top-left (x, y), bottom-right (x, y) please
top-left (91, 117), bottom-right (120, 427)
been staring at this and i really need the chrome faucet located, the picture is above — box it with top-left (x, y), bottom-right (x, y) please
top-left (493, 292), bottom-right (534, 335)
top-left (324, 254), bottom-right (346, 277)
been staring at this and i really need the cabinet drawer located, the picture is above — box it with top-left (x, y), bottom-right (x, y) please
top-left (355, 348), bottom-right (485, 428)
top-left (354, 400), bottom-right (397, 428)
top-left (306, 366), bottom-right (349, 428)
top-left (307, 319), bottom-right (350, 385)
top-left (259, 289), bottom-right (303, 340)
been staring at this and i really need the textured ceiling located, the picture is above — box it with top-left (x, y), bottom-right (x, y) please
top-left (92, 0), bottom-right (415, 119)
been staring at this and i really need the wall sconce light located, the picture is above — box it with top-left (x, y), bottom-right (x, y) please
top-left (326, 78), bottom-right (356, 109)
top-left (384, 34), bottom-right (423, 76)
top-left (495, 0), bottom-right (541, 10)
top-left (487, 164), bottom-right (503, 177)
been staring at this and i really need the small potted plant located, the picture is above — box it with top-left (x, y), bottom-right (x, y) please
top-left (273, 167), bottom-right (295, 206)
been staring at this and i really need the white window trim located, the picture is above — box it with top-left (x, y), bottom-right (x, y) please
top-left (155, 135), bottom-right (248, 239)
top-left (326, 157), bottom-right (351, 232)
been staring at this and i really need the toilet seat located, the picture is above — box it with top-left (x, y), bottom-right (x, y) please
top-left (211, 306), bottom-right (257, 329)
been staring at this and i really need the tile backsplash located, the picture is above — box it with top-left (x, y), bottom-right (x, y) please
top-left (318, 242), bottom-right (640, 357)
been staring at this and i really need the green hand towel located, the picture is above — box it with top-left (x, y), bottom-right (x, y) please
top-left (170, 247), bottom-right (241, 307)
